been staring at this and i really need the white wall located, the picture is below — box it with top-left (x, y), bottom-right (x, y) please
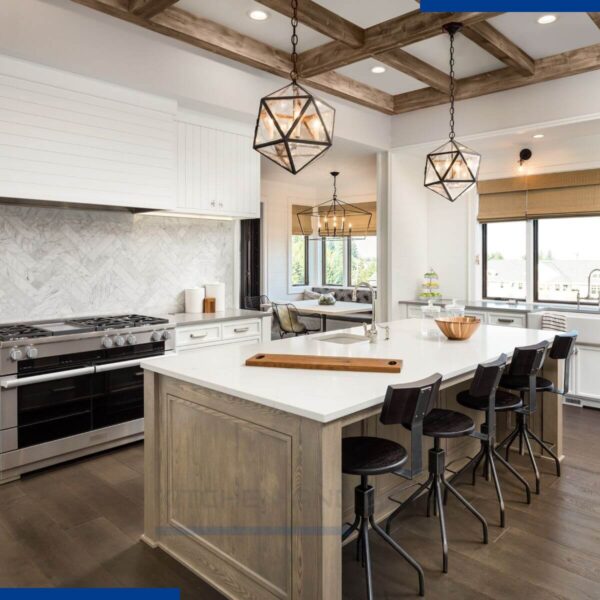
top-left (0, 0), bottom-right (391, 152)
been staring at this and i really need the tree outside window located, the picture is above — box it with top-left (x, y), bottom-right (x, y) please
top-left (351, 237), bottom-right (377, 286)
top-left (291, 235), bottom-right (308, 286)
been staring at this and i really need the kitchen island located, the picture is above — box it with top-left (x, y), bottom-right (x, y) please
top-left (141, 319), bottom-right (559, 600)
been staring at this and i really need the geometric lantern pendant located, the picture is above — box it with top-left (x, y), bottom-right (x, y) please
top-left (424, 139), bottom-right (481, 202)
top-left (253, 82), bottom-right (335, 175)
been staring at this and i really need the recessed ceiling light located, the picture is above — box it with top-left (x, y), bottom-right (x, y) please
top-left (248, 9), bottom-right (269, 21)
top-left (533, 134), bottom-right (545, 139)
top-left (537, 14), bottom-right (557, 24)
top-left (371, 66), bottom-right (386, 74)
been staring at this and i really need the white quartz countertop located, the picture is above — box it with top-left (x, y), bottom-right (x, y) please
top-left (142, 319), bottom-right (555, 423)
top-left (165, 309), bottom-right (271, 326)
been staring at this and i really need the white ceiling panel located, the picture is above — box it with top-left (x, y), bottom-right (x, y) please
top-left (177, 0), bottom-right (330, 52)
top-left (314, 0), bottom-right (416, 28)
top-left (488, 13), bottom-right (600, 59)
top-left (405, 33), bottom-right (505, 79)
top-left (337, 59), bottom-right (426, 94)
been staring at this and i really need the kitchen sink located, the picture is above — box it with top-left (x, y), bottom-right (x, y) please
top-left (317, 333), bottom-right (370, 345)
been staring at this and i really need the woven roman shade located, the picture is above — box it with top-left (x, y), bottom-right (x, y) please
top-left (291, 204), bottom-right (313, 235)
top-left (478, 168), bottom-right (600, 222)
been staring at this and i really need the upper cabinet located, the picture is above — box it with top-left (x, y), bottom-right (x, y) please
top-left (177, 113), bottom-right (260, 219)
top-left (0, 55), bottom-right (177, 210)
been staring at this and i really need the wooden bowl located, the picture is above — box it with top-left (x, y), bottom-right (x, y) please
top-left (435, 316), bottom-right (481, 340)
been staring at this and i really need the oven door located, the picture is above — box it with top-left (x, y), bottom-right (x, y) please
top-left (92, 360), bottom-right (145, 429)
top-left (0, 366), bottom-right (95, 450)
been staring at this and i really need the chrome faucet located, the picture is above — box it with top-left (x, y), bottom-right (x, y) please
top-left (352, 282), bottom-right (378, 342)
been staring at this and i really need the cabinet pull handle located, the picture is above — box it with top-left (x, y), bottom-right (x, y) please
top-left (190, 332), bottom-right (208, 339)
top-left (498, 318), bottom-right (515, 324)
top-left (234, 327), bottom-right (250, 333)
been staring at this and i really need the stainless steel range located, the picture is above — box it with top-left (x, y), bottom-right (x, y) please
top-left (0, 314), bottom-right (175, 483)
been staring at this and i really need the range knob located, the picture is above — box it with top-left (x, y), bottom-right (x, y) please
top-left (9, 348), bottom-right (22, 361)
top-left (126, 334), bottom-right (136, 345)
top-left (151, 330), bottom-right (162, 342)
top-left (114, 335), bottom-right (125, 347)
top-left (102, 336), bottom-right (113, 349)
top-left (25, 346), bottom-right (38, 360)
top-left (162, 330), bottom-right (171, 341)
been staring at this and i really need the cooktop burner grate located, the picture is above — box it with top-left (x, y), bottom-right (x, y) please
top-left (67, 314), bottom-right (170, 330)
top-left (0, 325), bottom-right (49, 341)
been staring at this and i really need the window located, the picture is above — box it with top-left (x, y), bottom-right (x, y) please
top-left (350, 237), bottom-right (377, 286)
top-left (323, 238), bottom-right (345, 286)
top-left (290, 235), bottom-right (308, 286)
top-left (535, 216), bottom-right (600, 303)
top-left (482, 221), bottom-right (527, 300)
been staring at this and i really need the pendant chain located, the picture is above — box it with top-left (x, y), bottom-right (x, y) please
top-left (448, 30), bottom-right (456, 141)
top-left (290, 0), bottom-right (299, 83)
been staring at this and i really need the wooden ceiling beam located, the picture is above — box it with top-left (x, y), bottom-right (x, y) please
top-left (376, 48), bottom-right (450, 92)
top-left (461, 21), bottom-right (535, 76)
top-left (129, 0), bottom-right (179, 19)
top-left (297, 11), bottom-right (501, 78)
top-left (71, 0), bottom-right (393, 113)
top-left (255, 0), bottom-right (365, 48)
top-left (587, 13), bottom-right (600, 28)
top-left (393, 43), bottom-right (600, 114)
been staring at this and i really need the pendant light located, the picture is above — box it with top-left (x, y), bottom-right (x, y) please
top-left (296, 172), bottom-right (373, 238)
top-left (424, 23), bottom-right (481, 202)
top-left (252, 0), bottom-right (335, 175)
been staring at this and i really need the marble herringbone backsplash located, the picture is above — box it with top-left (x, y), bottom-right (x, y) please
top-left (0, 205), bottom-right (235, 322)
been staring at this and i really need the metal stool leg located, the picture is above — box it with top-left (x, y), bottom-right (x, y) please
top-left (443, 477), bottom-right (489, 544)
top-left (527, 426), bottom-right (561, 477)
top-left (360, 519), bottom-right (373, 600)
top-left (522, 423), bottom-right (541, 495)
top-left (370, 517), bottom-right (425, 597)
top-left (501, 426), bottom-right (520, 462)
top-left (434, 477), bottom-right (449, 573)
top-left (470, 445), bottom-right (486, 486)
top-left (487, 445), bottom-right (506, 528)
top-left (385, 474), bottom-right (434, 534)
top-left (492, 447), bottom-right (532, 505)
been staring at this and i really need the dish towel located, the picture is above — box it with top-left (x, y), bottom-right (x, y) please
top-left (541, 312), bottom-right (567, 332)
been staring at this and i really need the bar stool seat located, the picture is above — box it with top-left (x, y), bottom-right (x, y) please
top-left (342, 437), bottom-right (408, 476)
top-left (422, 408), bottom-right (474, 438)
top-left (500, 374), bottom-right (554, 391)
top-left (457, 389), bottom-right (523, 412)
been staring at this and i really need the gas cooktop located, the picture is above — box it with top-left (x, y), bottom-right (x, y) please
top-left (0, 314), bottom-right (170, 340)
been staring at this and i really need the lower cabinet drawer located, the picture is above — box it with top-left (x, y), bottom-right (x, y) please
top-left (177, 324), bottom-right (221, 347)
top-left (487, 313), bottom-right (526, 328)
top-left (222, 320), bottom-right (261, 340)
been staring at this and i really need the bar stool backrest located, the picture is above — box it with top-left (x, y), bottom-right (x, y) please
top-left (469, 354), bottom-right (507, 433)
top-left (507, 340), bottom-right (550, 377)
top-left (272, 303), bottom-right (305, 335)
top-left (380, 373), bottom-right (442, 478)
top-left (549, 331), bottom-right (578, 395)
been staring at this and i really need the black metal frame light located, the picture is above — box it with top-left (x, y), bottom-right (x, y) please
top-left (424, 23), bottom-right (481, 202)
top-left (296, 171), bottom-right (372, 238)
top-left (252, 0), bottom-right (335, 175)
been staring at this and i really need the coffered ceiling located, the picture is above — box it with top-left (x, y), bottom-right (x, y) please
top-left (70, 1), bottom-right (600, 115)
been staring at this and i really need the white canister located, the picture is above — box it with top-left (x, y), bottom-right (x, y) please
top-left (185, 288), bottom-right (205, 313)
top-left (205, 283), bottom-right (226, 312)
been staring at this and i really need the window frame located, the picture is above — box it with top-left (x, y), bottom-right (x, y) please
top-left (481, 221), bottom-right (527, 302)
top-left (290, 234), bottom-right (309, 288)
top-left (321, 236), bottom-right (378, 287)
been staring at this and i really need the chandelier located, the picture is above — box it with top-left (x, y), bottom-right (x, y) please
top-left (424, 23), bottom-right (481, 202)
top-left (252, 0), bottom-right (335, 175)
top-left (296, 172), bottom-right (372, 238)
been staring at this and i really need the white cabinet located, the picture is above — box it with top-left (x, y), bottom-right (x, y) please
top-left (569, 344), bottom-right (600, 405)
top-left (177, 115), bottom-right (260, 218)
top-left (176, 318), bottom-right (263, 353)
top-left (0, 55), bottom-right (177, 210)
top-left (487, 313), bottom-right (527, 328)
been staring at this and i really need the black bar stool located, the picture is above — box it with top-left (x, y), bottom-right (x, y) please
top-left (342, 375), bottom-right (446, 598)
top-left (498, 333), bottom-right (577, 494)
top-left (384, 378), bottom-right (488, 573)
top-left (451, 354), bottom-right (532, 527)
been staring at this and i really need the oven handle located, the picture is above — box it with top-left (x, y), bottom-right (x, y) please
top-left (0, 366), bottom-right (95, 389)
top-left (95, 359), bottom-right (143, 373)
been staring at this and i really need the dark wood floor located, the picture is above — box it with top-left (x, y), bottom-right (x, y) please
top-left (1, 405), bottom-right (599, 599)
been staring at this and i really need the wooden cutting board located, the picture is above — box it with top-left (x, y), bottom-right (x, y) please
top-left (245, 353), bottom-right (402, 373)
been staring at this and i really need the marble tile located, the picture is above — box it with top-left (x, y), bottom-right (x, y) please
top-left (0, 205), bottom-right (235, 322)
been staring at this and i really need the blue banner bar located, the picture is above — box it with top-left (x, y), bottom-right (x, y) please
top-left (0, 591), bottom-right (180, 599)
top-left (421, 1), bottom-right (600, 10)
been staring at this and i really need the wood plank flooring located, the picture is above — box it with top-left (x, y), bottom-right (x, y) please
top-left (0, 405), bottom-right (598, 599)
